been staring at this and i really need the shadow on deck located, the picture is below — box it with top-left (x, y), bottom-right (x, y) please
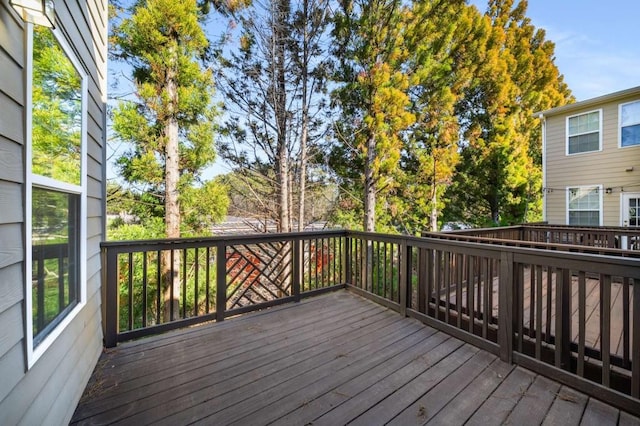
top-left (71, 291), bottom-right (640, 425)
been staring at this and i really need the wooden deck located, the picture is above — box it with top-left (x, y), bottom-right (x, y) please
top-left (72, 291), bottom-right (640, 425)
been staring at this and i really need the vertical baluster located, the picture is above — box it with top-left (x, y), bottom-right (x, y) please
top-left (444, 252), bottom-right (450, 324)
top-left (467, 254), bottom-right (474, 333)
top-left (142, 251), bottom-right (148, 328)
top-left (182, 249), bottom-right (187, 318)
top-left (577, 271), bottom-right (586, 377)
top-left (546, 266), bottom-right (553, 343)
top-left (536, 265), bottom-right (543, 360)
top-left (482, 256), bottom-right (489, 338)
top-left (418, 247), bottom-right (427, 314)
top-left (127, 252), bottom-right (133, 331)
top-left (554, 267), bottom-right (562, 368)
top-left (456, 253), bottom-right (462, 328)
top-left (623, 277), bottom-right (630, 368)
top-left (156, 250), bottom-right (161, 324)
top-left (170, 249), bottom-right (175, 321)
top-left (425, 248), bottom-right (432, 316)
top-left (632, 278), bottom-right (640, 398)
top-left (435, 250), bottom-right (441, 320)
top-left (205, 247), bottom-right (211, 314)
top-left (529, 263), bottom-right (535, 338)
top-left (194, 247), bottom-right (199, 317)
top-left (601, 273), bottom-right (611, 387)
top-left (314, 238), bottom-right (319, 290)
top-left (516, 263), bottom-right (523, 353)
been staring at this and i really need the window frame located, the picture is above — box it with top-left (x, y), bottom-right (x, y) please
top-left (619, 100), bottom-right (640, 148)
top-left (565, 109), bottom-right (603, 155)
top-left (25, 23), bottom-right (88, 369)
top-left (566, 185), bottom-right (603, 226)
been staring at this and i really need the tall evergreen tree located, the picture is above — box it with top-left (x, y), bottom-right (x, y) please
top-left (445, 0), bottom-right (571, 226)
top-left (111, 0), bottom-right (225, 318)
top-left (330, 0), bottom-right (414, 232)
top-left (388, 0), bottom-right (488, 234)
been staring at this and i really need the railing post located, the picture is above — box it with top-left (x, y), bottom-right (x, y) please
top-left (216, 242), bottom-right (226, 322)
top-left (399, 240), bottom-right (409, 317)
top-left (103, 247), bottom-right (119, 348)
top-left (417, 247), bottom-right (427, 314)
top-left (344, 234), bottom-right (352, 285)
top-left (498, 251), bottom-right (513, 364)
top-left (293, 239), bottom-right (301, 302)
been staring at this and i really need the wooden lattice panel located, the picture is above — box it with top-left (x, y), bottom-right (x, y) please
top-left (226, 242), bottom-right (293, 309)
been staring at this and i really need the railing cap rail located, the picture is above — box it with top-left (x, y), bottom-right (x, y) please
top-left (100, 229), bottom-right (348, 251)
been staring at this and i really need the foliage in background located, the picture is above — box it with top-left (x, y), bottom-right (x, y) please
top-left (443, 0), bottom-right (572, 227)
top-left (330, 0), bottom-right (415, 232)
top-left (109, 0), bottom-right (228, 240)
top-left (216, 0), bottom-right (331, 232)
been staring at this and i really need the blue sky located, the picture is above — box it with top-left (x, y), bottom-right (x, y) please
top-left (470, 0), bottom-right (640, 100)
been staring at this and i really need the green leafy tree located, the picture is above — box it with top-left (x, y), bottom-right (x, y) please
top-left (388, 1), bottom-right (487, 234)
top-left (110, 0), bottom-right (226, 319)
top-left (445, 0), bottom-right (572, 226)
top-left (330, 0), bottom-right (415, 232)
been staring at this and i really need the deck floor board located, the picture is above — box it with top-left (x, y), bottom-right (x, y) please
top-left (72, 290), bottom-right (640, 425)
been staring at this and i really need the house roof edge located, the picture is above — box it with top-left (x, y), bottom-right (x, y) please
top-left (534, 85), bottom-right (640, 118)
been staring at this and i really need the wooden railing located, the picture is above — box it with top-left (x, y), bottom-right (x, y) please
top-left (101, 229), bottom-right (640, 415)
top-left (443, 224), bottom-right (640, 251)
top-left (101, 231), bottom-right (346, 346)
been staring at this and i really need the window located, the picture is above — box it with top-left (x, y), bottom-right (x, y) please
top-left (620, 100), bottom-right (640, 147)
top-left (567, 110), bottom-right (601, 154)
top-left (567, 186), bottom-right (602, 226)
top-left (26, 25), bottom-right (87, 366)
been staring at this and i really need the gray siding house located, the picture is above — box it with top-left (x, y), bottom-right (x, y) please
top-left (538, 86), bottom-right (640, 228)
top-left (0, 0), bottom-right (107, 423)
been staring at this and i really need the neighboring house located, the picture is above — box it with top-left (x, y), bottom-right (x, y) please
top-left (538, 86), bottom-right (640, 227)
top-left (0, 0), bottom-right (107, 424)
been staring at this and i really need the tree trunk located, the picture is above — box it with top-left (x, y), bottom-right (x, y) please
top-left (274, 0), bottom-right (290, 234)
top-left (298, 0), bottom-right (309, 232)
top-left (430, 187), bottom-right (438, 232)
top-left (363, 134), bottom-right (376, 232)
top-left (163, 60), bottom-right (180, 322)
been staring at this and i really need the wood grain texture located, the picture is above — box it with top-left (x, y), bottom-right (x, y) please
top-left (69, 290), bottom-right (640, 425)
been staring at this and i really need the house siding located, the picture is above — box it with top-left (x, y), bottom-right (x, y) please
top-left (544, 94), bottom-right (640, 225)
top-left (0, 0), bottom-right (107, 423)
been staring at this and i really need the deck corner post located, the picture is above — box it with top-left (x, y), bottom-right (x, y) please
top-left (399, 240), bottom-right (409, 317)
top-left (292, 238), bottom-right (302, 302)
top-left (216, 242), bottom-right (226, 322)
top-left (498, 250), bottom-right (514, 364)
top-left (103, 246), bottom-right (119, 348)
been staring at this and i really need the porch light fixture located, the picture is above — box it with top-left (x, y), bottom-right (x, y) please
top-left (10, 0), bottom-right (55, 27)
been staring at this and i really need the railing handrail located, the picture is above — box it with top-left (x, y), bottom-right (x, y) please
top-left (100, 229), bottom-right (349, 252)
top-left (422, 231), bottom-right (640, 259)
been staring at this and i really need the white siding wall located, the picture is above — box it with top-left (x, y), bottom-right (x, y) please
top-left (0, 0), bottom-right (106, 423)
top-left (545, 95), bottom-right (640, 225)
